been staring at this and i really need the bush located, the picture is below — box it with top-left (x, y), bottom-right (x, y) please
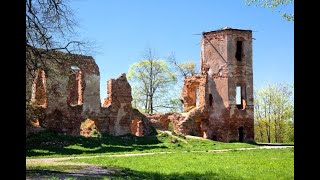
top-left (91, 129), bottom-right (102, 138)
top-left (167, 122), bottom-right (173, 132)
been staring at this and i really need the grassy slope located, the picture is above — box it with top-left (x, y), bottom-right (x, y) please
top-left (26, 131), bottom-right (293, 179)
top-left (26, 131), bottom-right (257, 158)
top-left (70, 148), bottom-right (294, 180)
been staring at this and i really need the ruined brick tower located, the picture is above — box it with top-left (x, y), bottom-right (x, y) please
top-left (138, 27), bottom-right (255, 142)
top-left (201, 27), bottom-right (254, 142)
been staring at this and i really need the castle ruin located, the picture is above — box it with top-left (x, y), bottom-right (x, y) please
top-left (149, 27), bottom-right (254, 142)
top-left (26, 27), bottom-right (254, 142)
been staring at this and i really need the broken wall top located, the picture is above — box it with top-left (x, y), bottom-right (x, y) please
top-left (104, 73), bottom-right (132, 107)
top-left (202, 27), bottom-right (252, 36)
top-left (26, 47), bottom-right (99, 76)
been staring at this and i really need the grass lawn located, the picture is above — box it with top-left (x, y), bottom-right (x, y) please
top-left (26, 131), bottom-right (293, 179)
top-left (26, 130), bottom-right (257, 158)
top-left (70, 148), bottom-right (294, 180)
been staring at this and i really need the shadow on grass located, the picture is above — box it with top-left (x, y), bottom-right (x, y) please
top-left (26, 169), bottom-right (105, 180)
top-left (229, 140), bottom-right (294, 147)
top-left (26, 131), bottom-right (167, 157)
top-left (255, 143), bottom-right (294, 146)
top-left (228, 139), bottom-right (260, 145)
top-left (26, 167), bottom-right (243, 180)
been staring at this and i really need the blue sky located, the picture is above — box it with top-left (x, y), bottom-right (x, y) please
top-left (70, 0), bottom-right (293, 102)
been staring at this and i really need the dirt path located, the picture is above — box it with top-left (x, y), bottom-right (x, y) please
top-left (26, 159), bottom-right (118, 179)
top-left (26, 146), bottom-right (293, 179)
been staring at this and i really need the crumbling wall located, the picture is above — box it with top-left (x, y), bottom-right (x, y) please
top-left (131, 109), bottom-right (157, 136)
top-left (226, 29), bottom-right (254, 141)
top-left (181, 74), bottom-right (207, 112)
top-left (130, 118), bottom-right (143, 136)
top-left (145, 113), bottom-right (173, 131)
top-left (96, 75), bottom-right (157, 137)
top-left (102, 73), bottom-right (132, 136)
top-left (30, 69), bottom-right (47, 107)
top-left (27, 68), bottom-right (48, 135)
top-left (167, 113), bottom-right (186, 133)
top-left (169, 28), bottom-right (254, 142)
top-left (26, 49), bottom-right (156, 137)
top-left (167, 109), bottom-right (209, 138)
top-left (26, 48), bottom-right (100, 136)
top-left (44, 53), bottom-right (99, 135)
top-left (201, 28), bottom-right (254, 142)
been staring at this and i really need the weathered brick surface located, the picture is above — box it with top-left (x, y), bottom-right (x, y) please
top-left (145, 113), bottom-right (173, 131)
top-left (102, 73), bottom-right (133, 136)
top-left (26, 50), bottom-right (100, 135)
top-left (26, 49), bottom-right (155, 137)
top-left (131, 109), bottom-right (157, 136)
top-left (181, 74), bottom-right (207, 112)
top-left (30, 69), bottom-right (47, 107)
top-left (204, 28), bottom-right (254, 142)
top-left (174, 28), bottom-right (254, 142)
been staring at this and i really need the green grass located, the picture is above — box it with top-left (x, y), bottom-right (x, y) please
top-left (26, 130), bottom-right (257, 158)
top-left (26, 131), bottom-right (293, 179)
top-left (70, 148), bottom-right (294, 180)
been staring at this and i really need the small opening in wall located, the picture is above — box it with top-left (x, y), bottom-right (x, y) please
top-left (130, 118), bottom-right (143, 137)
top-left (236, 85), bottom-right (245, 109)
top-left (236, 41), bottom-right (243, 61)
top-left (31, 69), bottom-right (47, 108)
top-left (68, 69), bottom-right (84, 106)
top-left (236, 85), bottom-right (241, 103)
top-left (209, 94), bottom-right (213, 107)
top-left (71, 65), bottom-right (80, 70)
top-left (239, 127), bottom-right (244, 142)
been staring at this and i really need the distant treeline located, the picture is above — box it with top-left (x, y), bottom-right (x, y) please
top-left (254, 82), bottom-right (294, 143)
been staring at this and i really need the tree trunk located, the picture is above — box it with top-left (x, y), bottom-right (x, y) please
top-left (145, 95), bottom-right (149, 113)
top-left (258, 122), bottom-right (264, 142)
top-left (150, 95), bottom-right (153, 114)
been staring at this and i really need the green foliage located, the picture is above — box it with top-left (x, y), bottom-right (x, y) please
top-left (71, 148), bottom-right (293, 179)
top-left (128, 49), bottom-right (178, 113)
top-left (91, 129), bottom-right (102, 138)
top-left (27, 131), bottom-right (292, 179)
top-left (179, 61), bottom-right (197, 76)
top-left (245, 0), bottom-right (294, 21)
top-left (167, 122), bottom-right (174, 132)
top-left (165, 54), bottom-right (200, 113)
top-left (254, 82), bottom-right (294, 143)
top-left (166, 53), bottom-right (199, 78)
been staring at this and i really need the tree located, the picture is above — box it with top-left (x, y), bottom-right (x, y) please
top-left (245, 0), bottom-right (294, 21)
top-left (26, 0), bottom-right (92, 77)
top-left (166, 53), bottom-right (199, 112)
top-left (254, 82), bottom-right (294, 143)
top-left (128, 48), bottom-right (177, 114)
top-left (166, 53), bottom-right (198, 78)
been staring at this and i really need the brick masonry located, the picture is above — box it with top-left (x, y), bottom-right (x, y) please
top-left (26, 49), bottom-right (156, 136)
